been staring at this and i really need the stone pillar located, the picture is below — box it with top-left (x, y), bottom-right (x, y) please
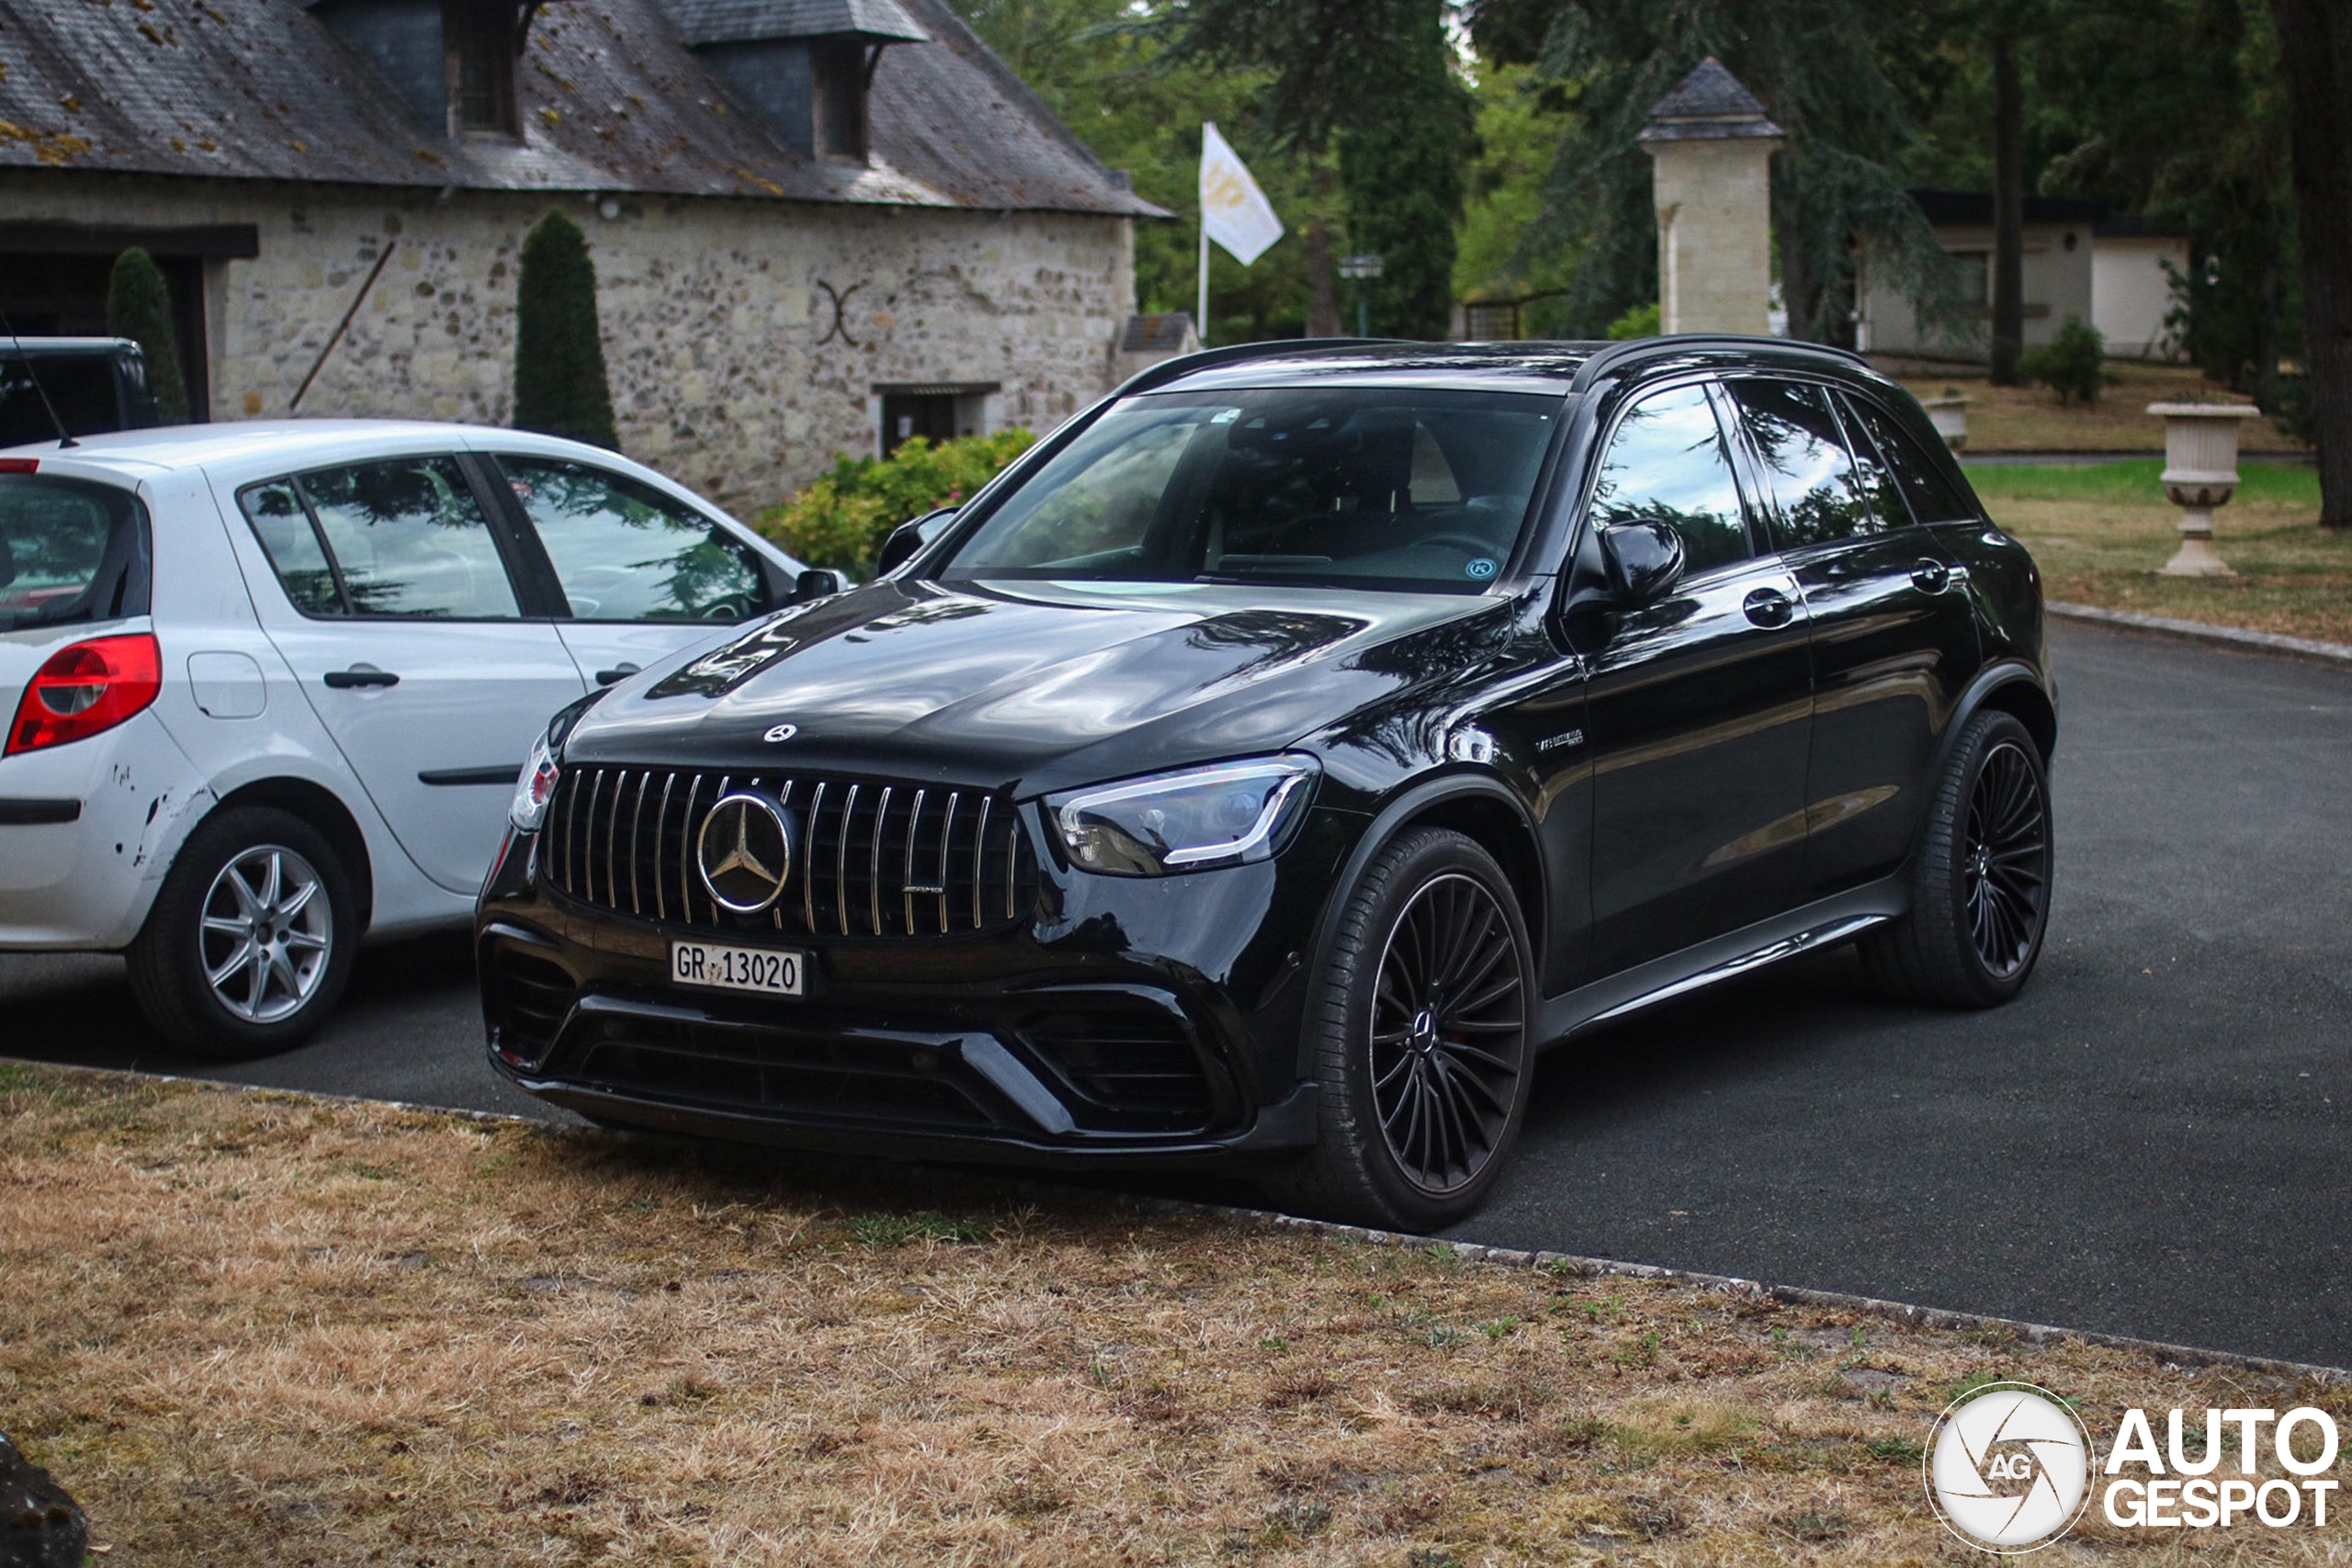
top-left (1637, 59), bottom-right (1782, 336)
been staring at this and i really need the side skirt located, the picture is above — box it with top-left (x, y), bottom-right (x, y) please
top-left (1534, 875), bottom-right (1908, 1048)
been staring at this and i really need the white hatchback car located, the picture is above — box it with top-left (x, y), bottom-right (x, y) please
top-left (0, 422), bottom-right (816, 1055)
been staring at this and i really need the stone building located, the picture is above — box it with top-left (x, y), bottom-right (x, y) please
top-left (0, 0), bottom-right (1160, 509)
top-left (1638, 59), bottom-right (1781, 338)
top-left (1856, 191), bottom-right (2109, 365)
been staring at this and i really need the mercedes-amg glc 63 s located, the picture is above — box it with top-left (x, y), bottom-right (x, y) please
top-left (477, 338), bottom-right (2057, 1229)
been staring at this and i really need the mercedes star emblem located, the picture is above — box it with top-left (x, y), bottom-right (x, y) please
top-left (763, 724), bottom-right (798, 743)
top-left (695, 793), bottom-right (793, 914)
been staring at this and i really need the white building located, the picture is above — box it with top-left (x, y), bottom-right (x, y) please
top-left (1857, 190), bottom-right (2185, 366)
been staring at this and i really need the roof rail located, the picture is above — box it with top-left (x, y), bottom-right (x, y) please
top-left (1567, 333), bottom-right (1868, 394)
top-left (1109, 338), bottom-right (1408, 400)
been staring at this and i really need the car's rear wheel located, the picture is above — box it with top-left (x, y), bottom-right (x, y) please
top-left (1860, 709), bottom-right (2052, 1008)
top-left (1279, 828), bottom-right (1533, 1232)
top-left (128, 806), bottom-right (359, 1058)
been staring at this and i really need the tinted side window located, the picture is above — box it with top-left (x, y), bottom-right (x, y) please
top-left (298, 457), bottom-right (521, 618)
top-left (1833, 395), bottom-right (1912, 529)
top-left (238, 480), bottom-right (345, 616)
top-left (500, 457), bottom-right (765, 622)
top-left (1841, 394), bottom-right (1978, 524)
top-left (0, 475), bottom-right (151, 633)
top-left (1728, 379), bottom-right (1875, 549)
top-left (1586, 382), bottom-right (1750, 577)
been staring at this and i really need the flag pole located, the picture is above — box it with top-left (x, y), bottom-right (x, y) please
top-left (1197, 221), bottom-right (1210, 347)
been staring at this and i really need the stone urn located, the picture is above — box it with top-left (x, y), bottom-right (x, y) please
top-left (1924, 392), bottom-right (1971, 451)
top-left (2148, 401), bottom-right (2265, 577)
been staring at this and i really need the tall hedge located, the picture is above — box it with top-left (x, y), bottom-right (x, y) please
top-left (513, 210), bottom-right (618, 449)
top-left (105, 248), bottom-right (189, 423)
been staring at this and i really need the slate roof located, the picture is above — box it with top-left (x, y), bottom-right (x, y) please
top-left (0, 0), bottom-right (1162, 215)
top-left (1638, 57), bottom-right (1782, 142)
top-left (1909, 188), bottom-right (2109, 228)
top-left (668, 0), bottom-right (928, 46)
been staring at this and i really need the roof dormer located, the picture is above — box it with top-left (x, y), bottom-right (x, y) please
top-left (309, 0), bottom-right (536, 139)
top-left (669, 0), bottom-right (928, 164)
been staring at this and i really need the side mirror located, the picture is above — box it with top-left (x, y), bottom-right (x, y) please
top-left (875, 507), bottom-right (958, 577)
top-left (1600, 521), bottom-right (1686, 606)
top-left (791, 568), bottom-right (846, 604)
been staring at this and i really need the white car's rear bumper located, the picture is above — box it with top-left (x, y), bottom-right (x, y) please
top-left (0, 710), bottom-right (213, 949)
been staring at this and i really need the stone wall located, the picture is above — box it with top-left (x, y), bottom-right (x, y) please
top-left (1645, 139), bottom-right (1778, 337)
top-left (0, 171), bottom-right (1137, 513)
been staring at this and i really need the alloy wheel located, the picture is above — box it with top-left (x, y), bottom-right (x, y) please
top-left (1368, 872), bottom-right (1528, 1197)
top-left (198, 844), bottom-right (334, 1023)
top-left (1963, 741), bottom-right (2048, 978)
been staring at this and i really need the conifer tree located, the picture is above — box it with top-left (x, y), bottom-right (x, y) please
top-left (105, 248), bottom-right (189, 423)
top-left (513, 211), bottom-right (618, 449)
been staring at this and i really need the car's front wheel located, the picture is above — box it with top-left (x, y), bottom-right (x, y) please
top-left (128, 806), bottom-right (359, 1058)
top-left (1281, 828), bottom-right (1534, 1232)
top-left (1860, 709), bottom-right (2052, 1008)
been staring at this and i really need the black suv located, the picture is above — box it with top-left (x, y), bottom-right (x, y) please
top-left (478, 338), bottom-right (2055, 1229)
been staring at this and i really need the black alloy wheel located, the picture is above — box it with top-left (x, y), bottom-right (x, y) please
top-left (1282, 828), bottom-right (1534, 1231)
top-left (1368, 872), bottom-right (1527, 1197)
top-left (1962, 739), bottom-right (2048, 978)
top-left (1860, 709), bottom-right (2052, 1008)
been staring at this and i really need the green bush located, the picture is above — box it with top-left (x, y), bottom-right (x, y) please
top-left (2018, 316), bottom-right (2112, 405)
top-left (513, 210), bottom-right (617, 449)
top-left (105, 247), bottom-right (189, 423)
top-left (761, 430), bottom-right (1035, 577)
top-left (1606, 300), bottom-right (1661, 341)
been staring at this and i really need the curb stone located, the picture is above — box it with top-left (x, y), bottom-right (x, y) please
top-left (1138, 1198), bottom-right (2352, 1389)
top-left (13, 1058), bottom-right (2347, 1390)
top-left (2050, 600), bottom-right (2352, 668)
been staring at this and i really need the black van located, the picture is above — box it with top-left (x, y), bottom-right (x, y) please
top-left (0, 338), bottom-right (164, 446)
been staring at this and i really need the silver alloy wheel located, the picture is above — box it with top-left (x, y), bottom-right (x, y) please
top-left (198, 844), bottom-right (334, 1023)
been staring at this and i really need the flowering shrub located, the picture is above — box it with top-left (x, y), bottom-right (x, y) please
top-left (761, 430), bottom-right (1035, 577)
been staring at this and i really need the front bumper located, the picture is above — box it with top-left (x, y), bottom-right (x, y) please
top-left (476, 807), bottom-right (1363, 1165)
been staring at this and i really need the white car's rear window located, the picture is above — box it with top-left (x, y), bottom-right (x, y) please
top-left (0, 474), bottom-right (151, 634)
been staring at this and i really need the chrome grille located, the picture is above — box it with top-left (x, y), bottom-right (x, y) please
top-left (543, 765), bottom-right (1040, 938)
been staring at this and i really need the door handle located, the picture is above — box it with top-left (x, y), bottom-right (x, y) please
top-left (1910, 558), bottom-right (1952, 593)
top-left (1742, 587), bottom-right (1794, 629)
top-left (594, 663), bottom-right (642, 686)
top-left (322, 665), bottom-right (400, 690)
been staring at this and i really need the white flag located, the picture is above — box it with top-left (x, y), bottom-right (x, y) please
top-left (1200, 121), bottom-right (1284, 266)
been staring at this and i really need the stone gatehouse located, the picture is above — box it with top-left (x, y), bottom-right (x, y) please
top-left (0, 0), bottom-right (1158, 511)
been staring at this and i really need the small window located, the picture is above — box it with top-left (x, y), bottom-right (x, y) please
top-left (1726, 379), bottom-right (1876, 550)
top-left (812, 38), bottom-right (869, 162)
top-left (1586, 382), bottom-right (1750, 578)
top-left (1840, 395), bottom-right (1978, 525)
top-left (881, 391), bottom-right (968, 457)
top-left (238, 480), bottom-right (344, 616)
top-left (0, 475), bottom-right (151, 633)
top-left (293, 457), bottom-right (522, 618)
top-left (499, 457), bottom-right (765, 622)
top-left (1831, 397), bottom-right (1911, 530)
top-left (447, 2), bottom-right (517, 135)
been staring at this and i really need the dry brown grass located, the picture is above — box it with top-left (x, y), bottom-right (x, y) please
top-left (1894, 362), bottom-right (2307, 453)
top-left (1968, 461), bottom-right (2352, 646)
top-left (3, 1063), bottom-right (2346, 1566)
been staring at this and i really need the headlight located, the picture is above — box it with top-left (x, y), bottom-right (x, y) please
top-left (1050, 756), bottom-right (1317, 876)
top-left (510, 727), bottom-right (560, 832)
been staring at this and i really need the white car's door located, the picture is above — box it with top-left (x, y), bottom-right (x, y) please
top-left (481, 452), bottom-right (781, 687)
top-left (231, 454), bottom-right (585, 894)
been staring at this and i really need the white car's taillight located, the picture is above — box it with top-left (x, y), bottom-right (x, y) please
top-left (5, 633), bottom-right (163, 756)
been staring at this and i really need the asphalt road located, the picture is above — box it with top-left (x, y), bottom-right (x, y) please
top-left (5, 619), bottom-right (2346, 1366)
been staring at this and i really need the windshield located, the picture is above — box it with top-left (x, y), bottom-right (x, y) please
top-left (940, 387), bottom-right (1563, 593)
top-left (0, 475), bottom-right (151, 634)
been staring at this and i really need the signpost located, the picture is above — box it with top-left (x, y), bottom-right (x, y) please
top-left (1338, 254), bottom-right (1384, 337)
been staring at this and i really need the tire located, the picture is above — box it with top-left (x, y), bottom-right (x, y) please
top-left (1859, 710), bottom-right (2052, 1009)
top-left (1276, 828), bottom-right (1535, 1232)
top-left (127, 806), bottom-right (359, 1059)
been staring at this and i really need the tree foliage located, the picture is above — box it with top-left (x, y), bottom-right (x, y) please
top-left (513, 211), bottom-right (618, 450)
top-left (761, 430), bottom-right (1035, 577)
top-left (105, 248), bottom-right (188, 423)
top-left (1465, 0), bottom-right (1961, 344)
top-left (1167, 0), bottom-right (1473, 340)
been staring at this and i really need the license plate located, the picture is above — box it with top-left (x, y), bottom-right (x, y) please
top-left (669, 940), bottom-right (807, 998)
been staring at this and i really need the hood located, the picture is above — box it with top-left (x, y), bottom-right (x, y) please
top-left (561, 578), bottom-right (1505, 795)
